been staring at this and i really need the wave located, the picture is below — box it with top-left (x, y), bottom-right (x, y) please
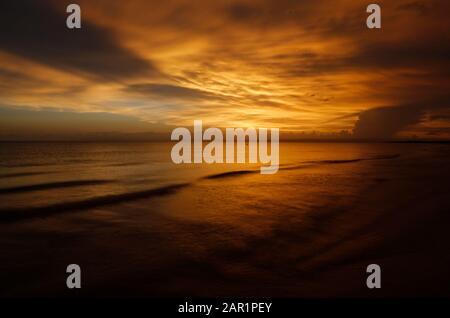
top-left (0, 153), bottom-right (400, 223)
top-left (0, 171), bottom-right (54, 179)
top-left (201, 154), bottom-right (401, 179)
top-left (202, 170), bottom-right (256, 179)
top-left (309, 159), bottom-right (364, 164)
top-left (1, 159), bottom-right (108, 168)
top-left (0, 180), bottom-right (113, 195)
top-left (304, 154), bottom-right (400, 165)
top-left (104, 161), bottom-right (146, 167)
top-left (0, 163), bottom-right (53, 168)
top-left (0, 183), bottom-right (188, 223)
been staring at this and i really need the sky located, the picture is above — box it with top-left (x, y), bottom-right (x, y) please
top-left (0, 0), bottom-right (449, 140)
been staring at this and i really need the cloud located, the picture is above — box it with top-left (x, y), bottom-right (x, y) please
top-left (396, 1), bottom-right (431, 15)
top-left (353, 98), bottom-right (450, 139)
top-left (126, 83), bottom-right (222, 101)
top-left (353, 105), bottom-right (424, 139)
top-left (349, 41), bottom-right (450, 72)
top-left (0, 105), bottom-right (171, 140)
top-left (0, 0), bottom-right (158, 80)
top-left (0, 0), bottom-right (449, 139)
top-left (270, 35), bottom-right (450, 79)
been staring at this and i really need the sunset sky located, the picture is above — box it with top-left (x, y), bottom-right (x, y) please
top-left (0, 0), bottom-right (449, 140)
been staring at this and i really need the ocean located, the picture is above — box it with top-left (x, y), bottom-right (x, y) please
top-left (1, 142), bottom-right (449, 296)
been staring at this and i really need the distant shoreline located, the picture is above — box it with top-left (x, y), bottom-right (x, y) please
top-left (0, 139), bottom-right (449, 144)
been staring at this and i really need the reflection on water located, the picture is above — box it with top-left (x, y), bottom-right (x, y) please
top-left (0, 142), bottom-right (401, 211)
top-left (0, 142), bottom-right (449, 296)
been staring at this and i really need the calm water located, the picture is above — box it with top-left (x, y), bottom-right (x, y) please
top-left (1, 142), bottom-right (449, 296)
top-left (0, 141), bottom-right (408, 211)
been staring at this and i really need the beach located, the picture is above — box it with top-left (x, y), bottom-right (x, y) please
top-left (1, 142), bottom-right (449, 297)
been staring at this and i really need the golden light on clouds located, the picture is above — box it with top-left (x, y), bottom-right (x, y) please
top-left (0, 0), bottom-right (449, 140)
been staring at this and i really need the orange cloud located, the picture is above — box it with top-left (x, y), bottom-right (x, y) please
top-left (0, 0), bottom-right (449, 139)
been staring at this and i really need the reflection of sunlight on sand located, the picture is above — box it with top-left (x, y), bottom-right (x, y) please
top-left (157, 158), bottom-right (369, 236)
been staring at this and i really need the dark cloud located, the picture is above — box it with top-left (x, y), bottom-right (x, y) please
top-left (0, 0), bottom-right (158, 80)
top-left (274, 37), bottom-right (450, 79)
top-left (396, 1), bottom-right (431, 15)
top-left (0, 105), bottom-right (170, 139)
top-left (350, 41), bottom-right (450, 71)
top-left (0, 67), bottom-right (47, 96)
top-left (429, 114), bottom-right (450, 121)
top-left (0, 68), bottom-right (32, 85)
top-left (223, 0), bottom-right (333, 29)
top-left (353, 105), bottom-right (424, 139)
top-left (353, 98), bottom-right (450, 139)
top-left (126, 83), bottom-right (221, 101)
top-left (227, 3), bottom-right (259, 22)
